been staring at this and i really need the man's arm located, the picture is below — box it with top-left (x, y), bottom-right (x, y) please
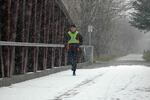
top-left (64, 33), bottom-right (69, 44)
top-left (77, 33), bottom-right (83, 45)
top-left (64, 33), bottom-right (70, 50)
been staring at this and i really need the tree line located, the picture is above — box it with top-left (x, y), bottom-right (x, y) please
top-left (64, 0), bottom-right (135, 58)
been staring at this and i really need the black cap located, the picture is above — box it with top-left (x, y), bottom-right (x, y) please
top-left (70, 24), bottom-right (76, 28)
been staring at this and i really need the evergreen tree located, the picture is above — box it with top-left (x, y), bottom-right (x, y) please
top-left (130, 0), bottom-right (150, 32)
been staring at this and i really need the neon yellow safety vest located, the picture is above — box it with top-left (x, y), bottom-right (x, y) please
top-left (68, 32), bottom-right (80, 44)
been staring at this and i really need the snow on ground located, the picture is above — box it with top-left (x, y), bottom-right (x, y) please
top-left (0, 65), bottom-right (150, 100)
top-left (116, 54), bottom-right (144, 61)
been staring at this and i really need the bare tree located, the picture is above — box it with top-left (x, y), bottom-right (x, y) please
top-left (62, 0), bottom-right (133, 57)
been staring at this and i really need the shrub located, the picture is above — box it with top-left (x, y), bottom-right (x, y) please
top-left (143, 50), bottom-right (150, 62)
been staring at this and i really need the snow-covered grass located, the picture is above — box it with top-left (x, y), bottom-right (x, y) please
top-left (0, 65), bottom-right (150, 100)
top-left (95, 55), bottom-right (118, 62)
top-left (116, 54), bottom-right (144, 61)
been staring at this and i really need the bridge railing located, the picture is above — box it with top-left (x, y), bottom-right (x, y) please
top-left (0, 41), bottom-right (93, 78)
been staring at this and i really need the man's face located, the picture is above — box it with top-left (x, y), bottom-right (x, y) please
top-left (70, 27), bottom-right (77, 32)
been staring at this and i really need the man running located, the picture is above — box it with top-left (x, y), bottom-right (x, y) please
top-left (64, 25), bottom-right (83, 76)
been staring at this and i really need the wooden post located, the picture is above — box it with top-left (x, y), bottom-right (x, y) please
top-left (21, 0), bottom-right (26, 74)
top-left (33, 0), bottom-right (38, 72)
top-left (0, 47), bottom-right (4, 78)
top-left (0, 32), bottom-right (4, 78)
top-left (37, 0), bottom-right (43, 70)
top-left (42, 0), bottom-right (48, 70)
top-left (0, 1), bottom-right (4, 77)
top-left (64, 18), bottom-right (68, 66)
top-left (22, 0), bottom-right (32, 74)
top-left (4, 0), bottom-right (11, 77)
top-left (46, 0), bottom-right (52, 68)
top-left (51, 0), bottom-right (55, 68)
top-left (58, 11), bottom-right (63, 67)
top-left (9, 0), bottom-right (19, 77)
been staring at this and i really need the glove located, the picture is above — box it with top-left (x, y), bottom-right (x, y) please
top-left (65, 44), bottom-right (70, 51)
top-left (77, 48), bottom-right (80, 52)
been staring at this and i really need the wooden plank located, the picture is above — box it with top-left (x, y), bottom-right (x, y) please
top-left (0, 41), bottom-right (64, 47)
top-left (0, 41), bottom-right (92, 48)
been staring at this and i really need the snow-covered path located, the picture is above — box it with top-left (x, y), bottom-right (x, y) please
top-left (0, 65), bottom-right (150, 100)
